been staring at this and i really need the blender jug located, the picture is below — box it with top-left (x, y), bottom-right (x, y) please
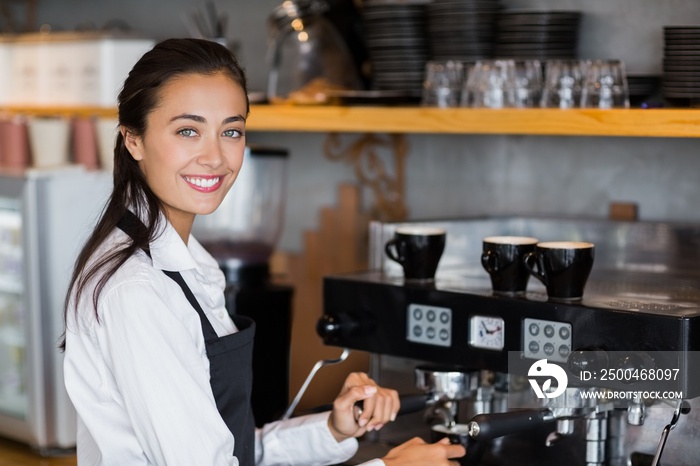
top-left (266, 0), bottom-right (361, 102)
top-left (193, 145), bottom-right (289, 285)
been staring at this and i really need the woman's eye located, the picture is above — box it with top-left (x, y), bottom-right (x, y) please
top-left (223, 128), bottom-right (243, 138)
top-left (178, 128), bottom-right (197, 137)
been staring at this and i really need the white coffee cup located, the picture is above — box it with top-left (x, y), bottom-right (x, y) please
top-left (27, 117), bottom-right (71, 168)
top-left (96, 117), bottom-right (119, 172)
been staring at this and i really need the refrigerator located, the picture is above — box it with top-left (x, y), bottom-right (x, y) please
top-left (0, 165), bottom-right (111, 453)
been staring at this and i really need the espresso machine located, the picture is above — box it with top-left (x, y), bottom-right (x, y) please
top-left (319, 216), bottom-right (700, 465)
top-left (194, 144), bottom-right (293, 426)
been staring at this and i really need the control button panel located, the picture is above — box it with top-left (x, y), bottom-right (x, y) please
top-left (407, 303), bottom-right (452, 347)
top-left (523, 318), bottom-right (572, 363)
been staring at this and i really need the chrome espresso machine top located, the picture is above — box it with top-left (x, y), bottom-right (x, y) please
top-left (319, 217), bottom-right (700, 466)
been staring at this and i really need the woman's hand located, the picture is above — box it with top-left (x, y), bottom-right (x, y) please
top-left (327, 372), bottom-right (400, 442)
top-left (382, 437), bottom-right (466, 466)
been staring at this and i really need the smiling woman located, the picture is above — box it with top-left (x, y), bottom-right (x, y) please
top-left (58, 38), bottom-right (464, 466)
top-left (60, 38), bottom-right (260, 466)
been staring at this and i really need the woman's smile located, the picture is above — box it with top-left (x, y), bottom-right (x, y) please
top-left (183, 175), bottom-right (224, 192)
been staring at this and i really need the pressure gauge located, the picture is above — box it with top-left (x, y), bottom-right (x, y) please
top-left (469, 315), bottom-right (505, 350)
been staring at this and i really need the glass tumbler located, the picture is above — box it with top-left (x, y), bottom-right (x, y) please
top-left (540, 60), bottom-right (588, 109)
top-left (580, 59), bottom-right (630, 109)
top-left (462, 59), bottom-right (516, 108)
top-left (512, 60), bottom-right (543, 108)
top-left (422, 60), bottom-right (464, 108)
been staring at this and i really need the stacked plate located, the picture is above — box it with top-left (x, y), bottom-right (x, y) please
top-left (662, 26), bottom-right (700, 103)
top-left (495, 10), bottom-right (581, 60)
top-left (627, 75), bottom-right (662, 107)
top-left (426, 0), bottom-right (502, 62)
top-left (362, 1), bottom-right (429, 95)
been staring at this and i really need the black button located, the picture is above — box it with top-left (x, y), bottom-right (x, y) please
top-left (559, 345), bottom-right (570, 358)
top-left (544, 343), bottom-right (555, 355)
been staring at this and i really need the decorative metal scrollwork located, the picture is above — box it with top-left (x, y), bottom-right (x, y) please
top-left (323, 133), bottom-right (408, 222)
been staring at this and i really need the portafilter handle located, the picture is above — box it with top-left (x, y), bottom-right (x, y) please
top-left (467, 409), bottom-right (555, 442)
top-left (353, 393), bottom-right (436, 420)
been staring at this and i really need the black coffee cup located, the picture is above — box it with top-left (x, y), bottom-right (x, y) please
top-left (523, 241), bottom-right (595, 301)
top-left (385, 226), bottom-right (446, 282)
top-left (481, 236), bottom-right (538, 296)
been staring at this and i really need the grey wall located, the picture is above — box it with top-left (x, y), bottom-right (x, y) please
top-left (36, 0), bottom-right (282, 90)
top-left (35, 1), bottom-right (700, 251)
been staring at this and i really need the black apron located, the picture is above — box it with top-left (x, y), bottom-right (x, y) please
top-left (118, 211), bottom-right (256, 465)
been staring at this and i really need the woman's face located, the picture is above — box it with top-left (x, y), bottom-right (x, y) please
top-left (123, 71), bottom-right (248, 235)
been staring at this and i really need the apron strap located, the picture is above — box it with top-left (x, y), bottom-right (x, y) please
top-left (116, 210), bottom-right (219, 342)
top-left (161, 270), bottom-right (219, 342)
top-left (116, 209), bottom-right (151, 255)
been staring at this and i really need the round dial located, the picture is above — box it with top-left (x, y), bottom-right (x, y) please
top-left (470, 315), bottom-right (505, 350)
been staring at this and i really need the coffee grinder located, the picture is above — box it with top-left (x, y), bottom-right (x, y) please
top-left (193, 144), bottom-right (292, 426)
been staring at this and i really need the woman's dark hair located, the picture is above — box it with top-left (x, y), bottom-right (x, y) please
top-left (60, 38), bottom-right (249, 350)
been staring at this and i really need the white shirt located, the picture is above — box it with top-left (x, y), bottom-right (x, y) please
top-left (64, 214), bottom-right (385, 466)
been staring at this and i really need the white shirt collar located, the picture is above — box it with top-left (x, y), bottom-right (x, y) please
top-left (149, 218), bottom-right (199, 272)
top-left (127, 207), bottom-right (198, 273)
top-left (149, 217), bottom-right (227, 307)
top-left (126, 207), bottom-right (225, 294)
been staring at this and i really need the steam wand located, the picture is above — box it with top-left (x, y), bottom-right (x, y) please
top-left (281, 348), bottom-right (351, 420)
top-left (650, 399), bottom-right (691, 466)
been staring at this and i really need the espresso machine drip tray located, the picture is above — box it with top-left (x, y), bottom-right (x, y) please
top-left (320, 217), bottom-right (700, 466)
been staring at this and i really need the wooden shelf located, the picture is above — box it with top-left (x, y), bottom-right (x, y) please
top-left (1, 106), bottom-right (117, 118)
top-left (3, 105), bottom-right (699, 138)
top-left (246, 105), bottom-right (700, 138)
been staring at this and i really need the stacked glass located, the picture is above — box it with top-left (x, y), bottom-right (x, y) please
top-left (420, 58), bottom-right (629, 109)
